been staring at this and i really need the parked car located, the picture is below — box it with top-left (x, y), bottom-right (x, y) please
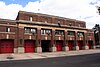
top-left (96, 45), bottom-right (100, 48)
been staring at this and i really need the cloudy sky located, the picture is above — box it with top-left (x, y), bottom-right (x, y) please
top-left (0, 0), bottom-right (100, 29)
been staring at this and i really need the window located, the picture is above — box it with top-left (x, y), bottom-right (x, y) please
top-left (24, 27), bottom-right (36, 34)
top-left (41, 29), bottom-right (51, 35)
top-left (77, 32), bottom-right (84, 37)
top-left (55, 30), bottom-right (64, 35)
top-left (30, 17), bottom-right (33, 21)
top-left (41, 30), bottom-right (44, 34)
top-left (88, 33), bottom-right (93, 36)
top-left (46, 30), bottom-right (51, 34)
top-left (24, 28), bottom-right (30, 33)
top-left (68, 31), bottom-right (74, 35)
top-left (6, 27), bottom-right (10, 32)
top-left (31, 29), bottom-right (36, 34)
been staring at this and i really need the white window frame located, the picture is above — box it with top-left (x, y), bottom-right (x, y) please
top-left (41, 29), bottom-right (51, 35)
top-left (6, 27), bottom-right (10, 32)
top-left (30, 17), bottom-right (33, 21)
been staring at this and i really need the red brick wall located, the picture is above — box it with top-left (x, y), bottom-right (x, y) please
top-left (16, 11), bottom-right (86, 28)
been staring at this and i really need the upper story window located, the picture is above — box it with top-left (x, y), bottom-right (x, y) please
top-left (55, 30), bottom-right (64, 35)
top-left (31, 29), bottom-right (36, 34)
top-left (87, 33), bottom-right (93, 36)
top-left (25, 28), bottom-right (30, 33)
top-left (68, 31), bottom-right (75, 36)
top-left (24, 27), bottom-right (36, 34)
top-left (41, 29), bottom-right (51, 35)
top-left (77, 32), bottom-right (84, 37)
top-left (30, 17), bottom-right (33, 21)
top-left (6, 27), bottom-right (10, 32)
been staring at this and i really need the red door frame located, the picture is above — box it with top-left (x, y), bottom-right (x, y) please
top-left (24, 40), bottom-right (35, 53)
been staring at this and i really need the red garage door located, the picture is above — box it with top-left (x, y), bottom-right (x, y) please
top-left (88, 44), bottom-right (91, 49)
top-left (78, 41), bottom-right (83, 50)
top-left (56, 41), bottom-right (63, 51)
top-left (68, 41), bottom-right (73, 51)
top-left (88, 41), bottom-right (93, 49)
top-left (0, 40), bottom-right (14, 53)
top-left (24, 40), bottom-right (35, 53)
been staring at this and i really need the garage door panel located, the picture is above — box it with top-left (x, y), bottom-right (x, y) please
top-left (78, 41), bottom-right (83, 50)
top-left (0, 40), bottom-right (14, 53)
top-left (56, 42), bottom-right (63, 51)
top-left (68, 41), bottom-right (74, 50)
top-left (25, 40), bottom-right (35, 53)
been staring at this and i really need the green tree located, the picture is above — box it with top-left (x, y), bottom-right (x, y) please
top-left (93, 24), bottom-right (100, 45)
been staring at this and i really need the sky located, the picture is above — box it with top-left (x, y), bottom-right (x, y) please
top-left (0, 0), bottom-right (100, 29)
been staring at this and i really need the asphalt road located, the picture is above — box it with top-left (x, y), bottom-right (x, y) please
top-left (0, 53), bottom-right (100, 67)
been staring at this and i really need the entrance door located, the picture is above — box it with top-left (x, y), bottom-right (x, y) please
top-left (56, 41), bottom-right (63, 51)
top-left (24, 40), bottom-right (35, 53)
top-left (0, 40), bottom-right (14, 53)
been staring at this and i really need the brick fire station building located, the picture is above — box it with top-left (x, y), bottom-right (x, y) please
top-left (0, 11), bottom-right (95, 54)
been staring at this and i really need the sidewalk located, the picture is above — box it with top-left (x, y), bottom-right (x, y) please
top-left (0, 49), bottom-right (100, 61)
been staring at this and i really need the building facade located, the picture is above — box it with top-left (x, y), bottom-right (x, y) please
top-left (0, 11), bottom-right (95, 54)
